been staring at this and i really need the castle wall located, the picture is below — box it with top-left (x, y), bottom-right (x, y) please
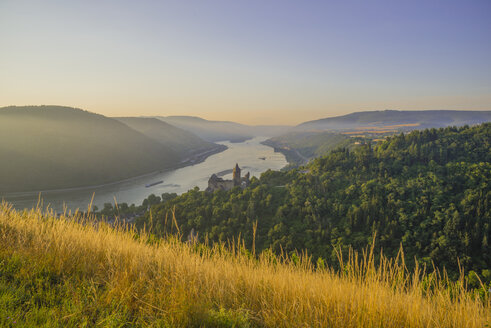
top-left (206, 165), bottom-right (250, 192)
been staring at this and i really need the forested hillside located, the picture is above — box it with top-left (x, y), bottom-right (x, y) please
top-left (115, 117), bottom-right (224, 155)
top-left (137, 124), bottom-right (490, 281)
top-left (0, 106), bottom-right (214, 192)
top-left (2, 204), bottom-right (488, 327)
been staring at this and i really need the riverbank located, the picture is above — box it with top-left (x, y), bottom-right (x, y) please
top-left (179, 144), bottom-right (228, 166)
top-left (261, 139), bottom-right (309, 167)
top-left (228, 136), bottom-right (253, 143)
top-left (0, 144), bottom-right (228, 198)
top-left (2, 137), bottom-right (287, 212)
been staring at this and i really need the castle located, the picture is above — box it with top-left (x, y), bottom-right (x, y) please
top-left (206, 164), bottom-right (250, 192)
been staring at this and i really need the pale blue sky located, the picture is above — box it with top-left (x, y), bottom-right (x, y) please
top-left (1, 0), bottom-right (490, 124)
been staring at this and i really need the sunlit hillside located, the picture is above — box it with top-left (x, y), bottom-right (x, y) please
top-left (297, 110), bottom-right (491, 131)
top-left (0, 204), bottom-right (488, 327)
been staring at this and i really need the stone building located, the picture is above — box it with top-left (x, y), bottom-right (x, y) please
top-left (206, 163), bottom-right (250, 192)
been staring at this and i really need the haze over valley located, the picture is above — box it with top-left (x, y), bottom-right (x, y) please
top-left (0, 106), bottom-right (225, 193)
top-left (2, 105), bottom-right (488, 197)
top-left (1, 1), bottom-right (490, 326)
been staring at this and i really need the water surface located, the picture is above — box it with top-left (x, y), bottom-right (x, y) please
top-left (1, 137), bottom-right (287, 212)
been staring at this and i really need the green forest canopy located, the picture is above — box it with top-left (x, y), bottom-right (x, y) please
top-left (136, 123), bottom-right (490, 282)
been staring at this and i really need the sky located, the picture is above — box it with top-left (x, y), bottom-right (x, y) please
top-left (1, 0), bottom-right (490, 125)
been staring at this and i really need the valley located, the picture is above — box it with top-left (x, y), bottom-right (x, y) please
top-left (2, 3), bottom-right (490, 325)
top-left (0, 106), bottom-right (489, 327)
top-left (1, 137), bottom-right (287, 212)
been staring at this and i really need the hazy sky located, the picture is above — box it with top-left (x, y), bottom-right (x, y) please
top-left (1, 0), bottom-right (490, 125)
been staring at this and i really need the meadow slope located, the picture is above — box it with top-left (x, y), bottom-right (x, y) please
top-left (0, 204), bottom-right (489, 327)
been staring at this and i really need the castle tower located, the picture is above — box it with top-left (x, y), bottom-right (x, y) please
top-left (243, 171), bottom-right (250, 187)
top-left (233, 163), bottom-right (241, 185)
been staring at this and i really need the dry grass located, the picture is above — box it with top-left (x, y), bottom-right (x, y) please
top-left (0, 202), bottom-right (489, 327)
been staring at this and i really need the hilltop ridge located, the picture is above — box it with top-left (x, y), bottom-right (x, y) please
top-left (114, 117), bottom-right (223, 155)
top-left (297, 109), bottom-right (491, 131)
top-left (155, 116), bottom-right (290, 142)
top-left (0, 106), bottom-right (223, 192)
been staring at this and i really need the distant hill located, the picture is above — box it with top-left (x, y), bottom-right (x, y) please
top-left (297, 110), bottom-right (491, 131)
top-left (266, 110), bottom-right (491, 167)
top-left (115, 117), bottom-right (222, 155)
top-left (154, 116), bottom-right (252, 143)
top-left (155, 116), bottom-right (290, 142)
top-left (0, 106), bottom-right (200, 192)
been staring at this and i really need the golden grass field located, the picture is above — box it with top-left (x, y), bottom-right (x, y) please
top-left (0, 202), bottom-right (489, 327)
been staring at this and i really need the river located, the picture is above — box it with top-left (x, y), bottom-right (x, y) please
top-left (1, 137), bottom-right (287, 212)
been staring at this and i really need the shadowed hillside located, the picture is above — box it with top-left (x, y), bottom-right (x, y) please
top-left (115, 117), bottom-right (225, 155)
top-left (156, 116), bottom-right (291, 142)
top-left (0, 106), bottom-right (183, 192)
top-left (156, 116), bottom-right (253, 142)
